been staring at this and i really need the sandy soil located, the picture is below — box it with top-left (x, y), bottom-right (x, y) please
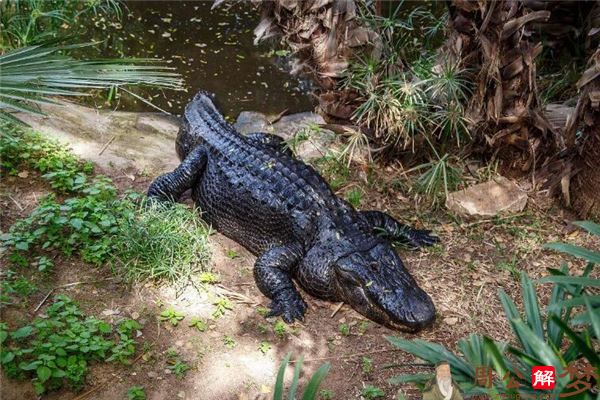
top-left (1, 159), bottom-right (597, 400)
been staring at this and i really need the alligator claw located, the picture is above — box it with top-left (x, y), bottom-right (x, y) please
top-left (407, 229), bottom-right (440, 248)
top-left (267, 293), bottom-right (306, 323)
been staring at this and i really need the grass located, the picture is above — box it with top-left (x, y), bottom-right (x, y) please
top-left (112, 200), bottom-right (212, 285)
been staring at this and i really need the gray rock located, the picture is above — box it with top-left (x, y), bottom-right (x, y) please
top-left (136, 113), bottom-right (180, 136)
top-left (17, 102), bottom-right (181, 174)
top-left (234, 111), bottom-right (336, 160)
top-left (234, 111), bottom-right (270, 134)
top-left (446, 177), bottom-right (527, 218)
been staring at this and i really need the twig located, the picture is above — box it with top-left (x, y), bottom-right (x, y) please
top-left (72, 382), bottom-right (107, 400)
top-left (330, 302), bottom-right (344, 318)
top-left (33, 278), bottom-right (115, 313)
top-left (98, 135), bottom-right (116, 156)
top-left (7, 195), bottom-right (23, 211)
top-left (268, 108), bottom-right (288, 124)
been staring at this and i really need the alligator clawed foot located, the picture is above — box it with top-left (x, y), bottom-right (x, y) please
top-left (267, 293), bottom-right (306, 323)
top-left (407, 229), bottom-right (440, 248)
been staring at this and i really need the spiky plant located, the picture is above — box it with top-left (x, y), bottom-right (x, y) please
top-left (387, 221), bottom-right (600, 398)
top-left (273, 353), bottom-right (331, 400)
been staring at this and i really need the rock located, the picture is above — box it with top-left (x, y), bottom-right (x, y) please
top-left (234, 111), bottom-right (336, 160)
top-left (446, 177), bottom-right (527, 218)
top-left (17, 102), bottom-right (180, 174)
top-left (135, 113), bottom-right (180, 136)
top-left (234, 111), bottom-right (270, 134)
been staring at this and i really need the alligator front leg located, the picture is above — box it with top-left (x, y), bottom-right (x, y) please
top-left (254, 244), bottom-right (306, 323)
top-left (147, 145), bottom-right (207, 202)
top-left (358, 210), bottom-right (439, 248)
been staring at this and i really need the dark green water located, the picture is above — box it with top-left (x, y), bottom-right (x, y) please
top-left (84, 1), bottom-right (313, 118)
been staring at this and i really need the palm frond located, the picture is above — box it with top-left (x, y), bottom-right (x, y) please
top-left (0, 44), bottom-right (184, 124)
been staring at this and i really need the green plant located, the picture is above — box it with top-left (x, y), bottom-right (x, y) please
top-left (0, 271), bottom-right (36, 306)
top-left (198, 272), bottom-right (220, 284)
top-left (274, 353), bottom-right (331, 400)
top-left (0, 295), bottom-right (138, 395)
top-left (387, 221), bottom-right (600, 398)
top-left (273, 320), bottom-right (287, 339)
top-left (226, 249), bottom-right (239, 259)
top-left (319, 389), bottom-right (334, 400)
top-left (284, 127), bottom-right (313, 156)
top-left (314, 154), bottom-right (350, 191)
top-left (159, 308), bottom-right (185, 326)
top-left (0, 126), bottom-right (93, 191)
top-left (361, 357), bottom-right (373, 375)
top-left (357, 321), bottom-right (370, 336)
top-left (188, 317), bottom-right (207, 332)
top-left (259, 341), bottom-right (271, 355)
top-left (35, 256), bottom-right (53, 272)
top-left (165, 349), bottom-right (190, 379)
top-left (212, 297), bottom-right (233, 319)
top-left (414, 154), bottom-right (462, 205)
top-left (112, 200), bottom-right (212, 286)
top-left (338, 323), bottom-right (350, 336)
top-left (0, 0), bottom-right (122, 49)
top-left (0, 177), bottom-right (127, 266)
top-left (344, 188), bottom-right (363, 209)
top-left (223, 335), bottom-right (236, 349)
top-left (127, 385), bottom-right (146, 400)
top-left (256, 306), bottom-right (269, 318)
top-left (361, 385), bottom-right (385, 399)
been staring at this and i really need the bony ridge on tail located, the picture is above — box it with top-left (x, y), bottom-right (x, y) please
top-left (148, 91), bottom-right (439, 331)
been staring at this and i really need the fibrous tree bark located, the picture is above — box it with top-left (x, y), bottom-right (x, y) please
top-left (444, 0), bottom-right (554, 173)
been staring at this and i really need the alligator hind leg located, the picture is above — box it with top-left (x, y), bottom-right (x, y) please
top-left (254, 244), bottom-right (306, 323)
top-left (358, 210), bottom-right (439, 248)
top-left (246, 132), bottom-right (293, 157)
top-left (147, 145), bottom-right (207, 202)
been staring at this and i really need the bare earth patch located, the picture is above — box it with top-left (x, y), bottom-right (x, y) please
top-left (1, 110), bottom-right (598, 399)
top-left (2, 162), bottom-right (597, 400)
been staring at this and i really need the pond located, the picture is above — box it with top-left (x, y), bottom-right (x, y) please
top-left (83, 1), bottom-right (313, 118)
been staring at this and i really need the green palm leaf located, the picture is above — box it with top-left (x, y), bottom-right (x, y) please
top-left (0, 44), bottom-right (183, 124)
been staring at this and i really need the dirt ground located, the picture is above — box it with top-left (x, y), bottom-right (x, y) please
top-left (0, 157), bottom-right (597, 400)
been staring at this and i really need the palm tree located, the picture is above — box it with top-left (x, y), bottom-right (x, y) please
top-left (564, 45), bottom-right (600, 219)
top-left (443, 0), bottom-right (556, 172)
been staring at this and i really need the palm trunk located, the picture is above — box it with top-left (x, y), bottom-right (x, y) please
top-left (565, 47), bottom-right (600, 219)
top-left (445, 0), bottom-right (554, 172)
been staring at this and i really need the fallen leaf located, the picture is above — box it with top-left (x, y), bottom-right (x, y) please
top-left (444, 317), bottom-right (459, 325)
top-left (260, 385), bottom-right (271, 394)
top-left (17, 171), bottom-right (29, 178)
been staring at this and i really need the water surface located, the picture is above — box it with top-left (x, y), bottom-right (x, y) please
top-left (84, 1), bottom-right (313, 118)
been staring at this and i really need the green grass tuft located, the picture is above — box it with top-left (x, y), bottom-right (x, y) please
top-left (112, 200), bottom-right (212, 286)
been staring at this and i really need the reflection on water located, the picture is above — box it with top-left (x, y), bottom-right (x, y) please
top-left (83, 1), bottom-right (313, 118)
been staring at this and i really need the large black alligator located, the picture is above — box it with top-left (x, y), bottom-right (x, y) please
top-left (148, 92), bottom-right (439, 331)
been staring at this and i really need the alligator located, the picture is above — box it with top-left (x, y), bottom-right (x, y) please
top-left (148, 91), bottom-right (439, 331)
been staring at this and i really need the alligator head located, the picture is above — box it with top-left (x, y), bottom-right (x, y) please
top-left (331, 238), bottom-right (436, 332)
